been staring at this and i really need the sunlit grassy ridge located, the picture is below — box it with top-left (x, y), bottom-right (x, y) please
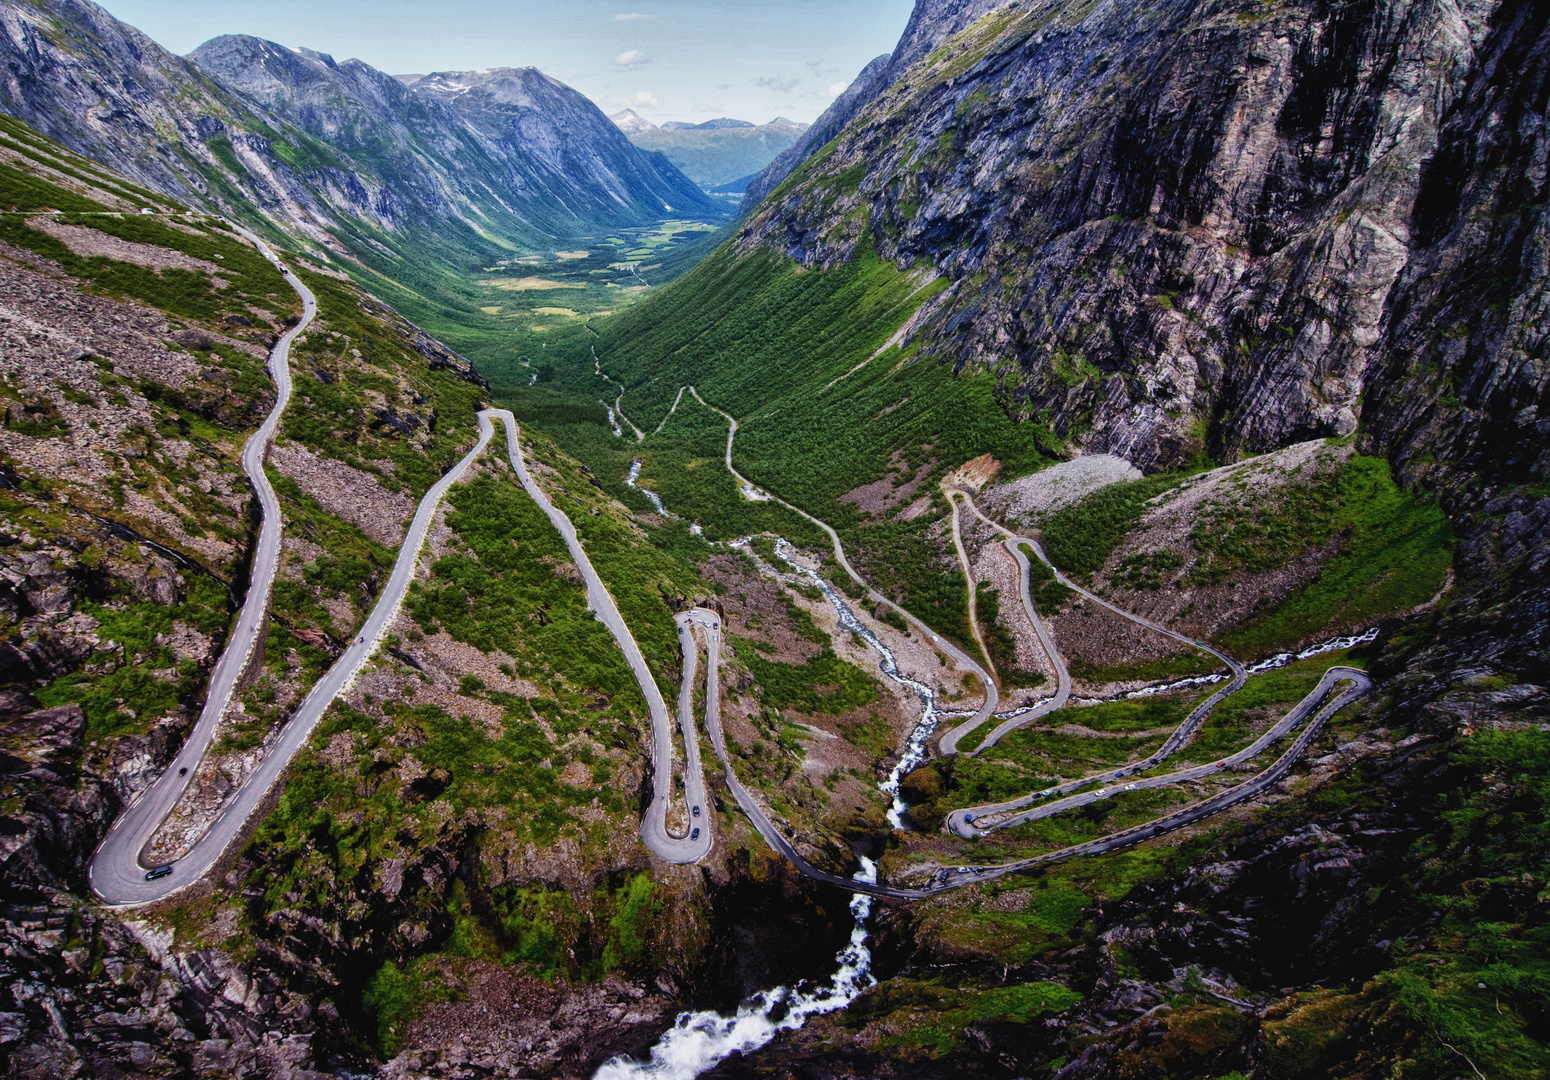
top-left (0, 139), bottom-right (305, 744)
top-left (0, 209), bottom-right (292, 322)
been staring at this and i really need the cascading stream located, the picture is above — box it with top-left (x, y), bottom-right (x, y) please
top-left (627, 459), bottom-right (676, 518)
top-left (595, 526), bottom-right (939, 1077)
top-left (1126, 627), bottom-right (1379, 699)
top-left (594, 450), bottom-right (1372, 1076)
top-left (594, 861), bottom-right (879, 1080)
top-left (765, 538), bottom-right (942, 828)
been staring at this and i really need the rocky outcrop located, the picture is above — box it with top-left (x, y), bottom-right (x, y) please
top-left (741, 0), bottom-right (1017, 208)
top-left (0, 693), bottom-right (323, 1076)
top-left (0, 892), bottom-right (326, 1079)
top-left (739, 0), bottom-right (1549, 483)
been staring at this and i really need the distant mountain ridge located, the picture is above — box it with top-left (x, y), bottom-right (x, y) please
top-left (187, 36), bottom-right (715, 230)
top-left (608, 111), bottom-right (809, 187)
top-left (0, 0), bottom-right (717, 270)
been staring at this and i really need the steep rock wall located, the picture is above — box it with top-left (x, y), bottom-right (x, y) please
top-left (739, 0), bottom-right (1547, 482)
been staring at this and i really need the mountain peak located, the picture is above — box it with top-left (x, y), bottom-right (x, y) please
top-left (412, 67), bottom-right (558, 103)
top-left (610, 108), bottom-right (659, 133)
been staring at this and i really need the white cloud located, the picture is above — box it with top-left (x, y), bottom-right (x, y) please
top-left (613, 49), bottom-right (648, 67)
top-left (824, 81), bottom-right (850, 99)
top-left (755, 73), bottom-right (799, 93)
top-left (630, 90), bottom-right (660, 107)
top-left (613, 11), bottom-right (661, 21)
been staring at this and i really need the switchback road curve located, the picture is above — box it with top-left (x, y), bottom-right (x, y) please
top-left (941, 491), bottom-right (1258, 838)
top-left (685, 388), bottom-right (1002, 742)
top-left (92, 394), bottom-right (717, 906)
top-left (490, 411), bottom-right (710, 864)
top-left (656, 402), bottom-right (1372, 896)
top-left (91, 412), bottom-right (494, 904)
top-left (942, 490), bottom-right (1246, 757)
top-left (88, 230), bottom-right (318, 905)
top-left (950, 665), bottom-right (1371, 837)
top-left (672, 605), bottom-right (1370, 900)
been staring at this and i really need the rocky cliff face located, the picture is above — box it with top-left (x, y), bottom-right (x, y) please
top-left (0, 0), bottom-right (717, 267)
top-left (741, 0), bottom-right (1015, 208)
top-left (739, 0), bottom-right (1548, 489)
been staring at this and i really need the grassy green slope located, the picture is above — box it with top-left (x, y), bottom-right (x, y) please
top-left (487, 235), bottom-right (1062, 648)
top-left (586, 240), bottom-right (1057, 512)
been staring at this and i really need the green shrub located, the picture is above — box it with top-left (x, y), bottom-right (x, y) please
top-left (732, 638), bottom-right (878, 715)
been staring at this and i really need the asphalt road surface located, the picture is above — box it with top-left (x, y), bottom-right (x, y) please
top-left (668, 607), bottom-right (1371, 901)
top-left (939, 533), bottom-right (1075, 755)
top-left (944, 489), bottom-right (1001, 684)
top-left (97, 333), bottom-right (1373, 906)
top-left (677, 606), bottom-right (939, 900)
top-left (940, 492), bottom-right (1250, 837)
top-left (90, 382), bottom-right (499, 902)
top-left (924, 665), bottom-right (1374, 890)
top-left (686, 387), bottom-right (1001, 740)
top-left (949, 665), bottom-right (1372, 838)
top-left (648, 391), bottom-right (1371, 898)
top-left (490, 410), bottom-right (709, 864)
top-left (88, 231), bottom-right (318, 904)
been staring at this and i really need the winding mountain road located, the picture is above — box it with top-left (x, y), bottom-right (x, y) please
top-left (491, 411), bottom-right (709, 864)
top-left (940, 490), bottom-right (1254, 835)
top-left (91, 393), bottom-right (728, 905)
top-left (91, 410), bottom-right (496, 902)
top-left (941, 491), bottom-right (1245, 757)
top-left (672, 601), bottom-right (1369, 900)
top-left (909, 664), bottom-right (1371, 892)
top-left (938, 532), bottom-right (1074, 755)
top-left (88, 229), bottom-right (318, 904)
top-left (675, 606), bottom-right (937, 900)
top-left (83, 245), bottom-right (1386, 910)
top-left (685, 387), bottom-right (1001, 739)
top-left (593, 347), bottom-right (644, 441)
top-left (952, 665), bottom-right (1371, 837)
top-left (652, 399), bottom-right (1371, 896)
top-left (944, 489), bottom-right (1000, 685)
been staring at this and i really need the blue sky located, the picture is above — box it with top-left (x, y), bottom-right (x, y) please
top-left (106, 0), bottom-right (915, 125)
